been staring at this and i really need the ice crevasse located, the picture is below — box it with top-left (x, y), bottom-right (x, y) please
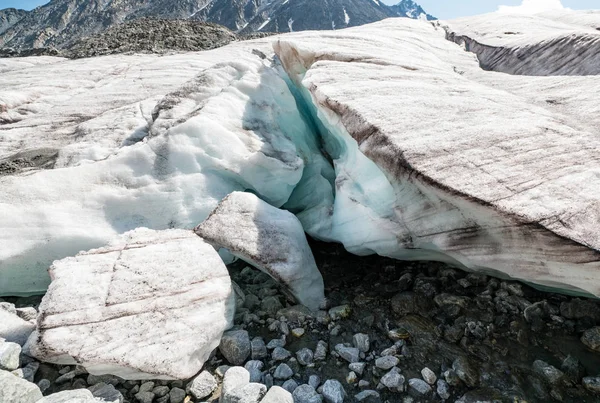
top-left (1, 17), bottom-right (600, 298)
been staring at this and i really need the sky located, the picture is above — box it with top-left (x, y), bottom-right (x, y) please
top-left (1, 0), bottom-right (598, 19)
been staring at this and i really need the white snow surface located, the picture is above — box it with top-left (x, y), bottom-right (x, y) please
top-left (196, 192), bottom-right (325, 311)
top-left (26, 228), bottom-right (235, 380)
top-left (1, 14), bottom-right (600, 298)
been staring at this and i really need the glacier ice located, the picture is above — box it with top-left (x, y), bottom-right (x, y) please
top-left (196, 191), bottom-right (325, 311)
top-left (26, 228), bottom-right (234, 380)
top-left (1, 14), bottom-right (600, 299)
top-left (0, 44), bottom-right (332, 296)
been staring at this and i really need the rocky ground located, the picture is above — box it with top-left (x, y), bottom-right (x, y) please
top-left (0, 18), bottom-right (259, 59)
top-left (2, 240), bottom-right (600, 403)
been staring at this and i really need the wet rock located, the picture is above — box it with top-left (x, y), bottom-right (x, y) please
top-left (355, 390), bottom-right (380, 402)
top-left (292, 384), bottom-right (323, 403)
top-left (581, 327), bottom-right (600, 352)
top-left (262, 385), bottom-right (293, 403)
top-left (583, 377), bottom-right (600, 394)
top-left (335, 344), bottom-right (360, 363)
top-left (220, 330), bottom-right (252, 366)
top-left (0, 369), bottom-right (43, 403)
top-left (292, 328), bottom-right (306, 338)
top-left (272, 347), bottom-right (292, 361)
top-left (322, 380), bottom-right (346, 403)
top-left (380, 368), bottom-right (405, 391)
top-left (329, 305), bottom-right (351, 321)
top-left (315, 341), bottom-right (328, 361)
top-left (421, 367), bottom-right (437, 385)
top-left (153, 386), bottom-right (169, 398)
top-left (560, 299), bottom-right (600, 321)
top-left (391, 292), bottom-right (418, 316)
top-left (282, 379), bottom-right (299, 393)
top-left (560, 356), bottom-right (585, 386)
top-left (353, 333), bottom-right (370, 352)
top-left (87, 374), bottom-right (121, 386)
top-left (349, 362), bottom-right (366, 376)
top-left (245, 361), bottom-right (264, 383)
top-left (436, 379), bottom-right (450, 399)
top-left (453, 357), bottom-right (479, 387)
top-left (296, 348), bottom-right (314, 366)
top-left (434, 294), bottom-right (470, 318)
top-left (262, 296), bottom-right (284, 316)
top-left (347, 371), bottom-right (358, 384)
top-left (251, 337), bottom-right (268, 360)
top-left (455, 388), bottom-right (504, 403)
top-left (135, 391), bottom-right (155, 403)
top-left (274, 363), bottom-right (294, 380)
top-left (186, 371), bottom-right (217, 400)
top-left (267, 338), bottom-right (286, 350)
top-left (88, 382), bottom-right (123, 403)
top-left (408, 378), bottom-right (432, 397)
top-left (375, 356), bottom-right (399, 370)
top-left (37, 379), bottom-right (51, 394)
top-left (532, 360), bottom-right (565, 385)
top-left (0, 341), bottom-right (21, 371)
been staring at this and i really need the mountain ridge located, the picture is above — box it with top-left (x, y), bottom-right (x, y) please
top-left (0, 0), bottom-right (435, 50)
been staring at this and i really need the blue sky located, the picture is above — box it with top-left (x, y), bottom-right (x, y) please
top-left (1, 0), bottom-right (598, 19)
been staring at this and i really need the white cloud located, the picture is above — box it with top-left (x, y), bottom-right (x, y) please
top-left (498, 0), bottom-right (565, 14)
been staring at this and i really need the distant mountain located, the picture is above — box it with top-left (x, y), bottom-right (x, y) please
top-left (389, 0), bottom-right (436, 21)
top-left (0, 0), bottom-right (435, 50)
top-left (0, 8), bottom-right (28, 35)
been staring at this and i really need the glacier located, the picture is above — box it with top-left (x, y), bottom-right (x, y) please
top-left (1, 12), bottom-right (600, 298)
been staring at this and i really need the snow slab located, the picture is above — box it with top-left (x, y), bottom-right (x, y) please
top-left (195, 191), bottom-right (325, 311)
top-left (26, 228), bottom-right (234, 380)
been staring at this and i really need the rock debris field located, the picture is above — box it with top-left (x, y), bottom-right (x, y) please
top-left (3, 240), bottom-right (600, 403)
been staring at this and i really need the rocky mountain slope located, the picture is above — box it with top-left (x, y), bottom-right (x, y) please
top-left (0, 0), bottom-right (434, 50)
top-left (67, 18), bottom-right (237, 58)
top-left (0, 8), bottom-right (27, 35)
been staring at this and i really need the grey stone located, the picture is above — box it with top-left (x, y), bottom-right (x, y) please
top-left (222, 367), bottom-right (250, 400)
top-left (11, 361), bottom-right (38, 382)
top-left (314, 340), bottom-right (328, 361)
top-left (296, 348), bottom-right (314, 366)
top-left (292, 384), bottom-right (323, 403)
top-left (581, 327), bottom-right (600, 352)
top-left (153, 386), bottom-right (170, 398)
top-left (262, 385), bottom-right (293, 403)
top-left (421, 367), bottom-right (437, 385)
top-left (87, 374), bottom-right (121, 386)
top-left (349, 362), bottom-right (366, 376)
top-left (322, 380), bottom-right (346, 403)
top-left (292, 328), bottom-right (306, 338)
top-left (264, 373), bottom-right (274, 389)
top-left (169, 387), bottom-right (186, 403)
top-left (561, 355), bottom-right (586, 383)
top-left (355, 390), bottom-right (380, 402)
top-left (353, 333), bottom-right (370, 353)
top-left (274, 363), bottom-right (294, 380)
top-left (309, 374), bottom-right (321, 389)
top-left (0, 369), bottom-right (43, 403)
top-left (380, 369), bottom-right (405, 391)
top-left (262, 296), bottom-right (284, 315)
top-left (38, 379), bottom-right (52, 394)
top-left (88, 383), bottom-right (123, 403)
top-left (328, 305), bottom-right (351, 320)
top-left (272, 347), bottom-right (292, 361)
top-left (54, 367), bottom-right (87, 384)
top-left (532, 360), bottom-right (564, 385)
top-left (135, 391), bottom-right (155, 403)
top-left (346, 371), bottom-right (358, 384)
top-left (282, 379), bottom-right (299, 393)
top-left (220, 330), bottom-right (251, 366)
top-left (139, 382), bottom-right (155, 393)
top-left (408, 378), bottom-right (432, 396)
top-left (453, 357), bottom-right (479, 387)
top-left (335, 344), bottom-right (360, 363)
top-left (0, 342), bottom-right (21, 371)
top-left (224, 383), bottom-right (266, 403)
top-left (251, 337), bottom-right (268, 359)
top-left (267, 338), bottom-right (286, 350)
top-left (186, 371), bottom-right (217, 400)
top-left (583, 377), bottom-right (600, 394)
top-left (375, 356), bottom-right (399, 370)
top-left (436, 379), bottom-right (450, 399)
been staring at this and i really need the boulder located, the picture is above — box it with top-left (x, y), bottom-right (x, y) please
top-left (0, 309), bottom-right (35, 346)
top-left (196, 192), bottom-right (325, 311)
top-left (0, 369), bottom-right (43, 403)
top-left (26, 228), bottom-right (235, 380)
